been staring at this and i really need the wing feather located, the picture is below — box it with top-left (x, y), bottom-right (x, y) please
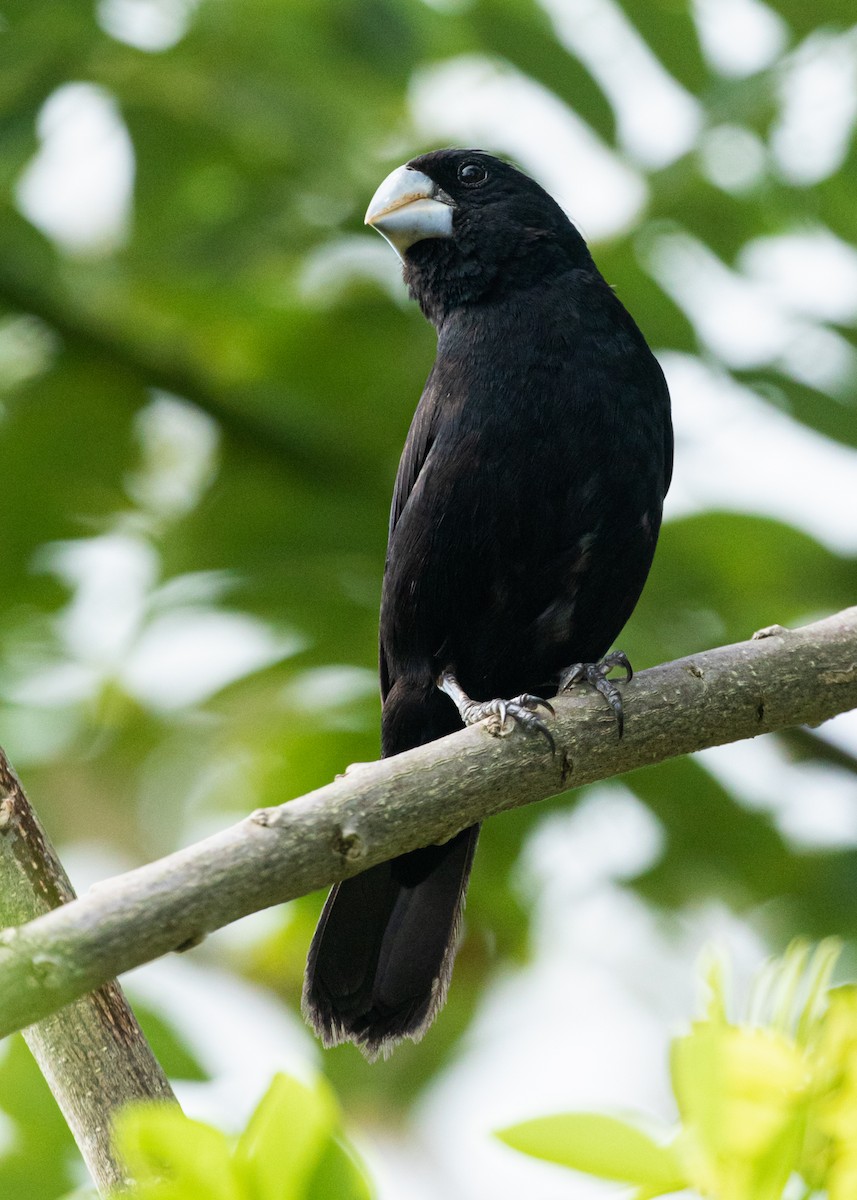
top-left (388, 368), bottom-right (443, 537)
top-left (380, 370), bottom-right (443, 698)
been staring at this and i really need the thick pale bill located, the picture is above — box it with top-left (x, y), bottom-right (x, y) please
top-left (364, 165), bottom-right (455, 258)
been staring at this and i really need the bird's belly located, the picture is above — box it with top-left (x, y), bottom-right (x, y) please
top-left (381, 448), bottom-right (660, 700)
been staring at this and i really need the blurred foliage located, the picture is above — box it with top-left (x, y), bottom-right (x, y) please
top-left (0, 1037), bottom-right (80, 1200)
top-left (0, 0), bottom-right (856, 1191)
top-left (498, 941), bottom-right (857, 1200)
top-left (115, 1072), bottom-right (372, 1200)
top-left (0, 1002), bottom-right (210, 1200)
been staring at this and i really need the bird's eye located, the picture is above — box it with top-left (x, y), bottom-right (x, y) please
top-left (457, 162), bottom-right (488, 186)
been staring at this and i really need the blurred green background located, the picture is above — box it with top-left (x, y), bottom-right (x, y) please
top-left (1, 0), bottom-right (857, 1196)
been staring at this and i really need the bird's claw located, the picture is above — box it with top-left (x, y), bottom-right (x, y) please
top-left (558, 651), bottom-right (633, 738)
top-left (464, 693), bottom-right (555, 749)
top-left (438, 671), bottom-right (554, 749)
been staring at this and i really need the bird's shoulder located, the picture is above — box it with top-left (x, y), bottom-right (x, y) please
top-left (388, 363), bottom-right (447, 536)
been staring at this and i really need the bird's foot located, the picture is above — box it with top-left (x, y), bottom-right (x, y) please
top-left (438, 672), bottom-right (554, 749)
top-left (558, 651), bottom-right (633, 738)
top-left (463, 694), bottom-right (555, 743)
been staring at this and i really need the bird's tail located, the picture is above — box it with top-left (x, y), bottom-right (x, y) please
top-left (303, 679), bottom-right (476, 1059)
top-left (303, 825), bottom-right (479, 1058)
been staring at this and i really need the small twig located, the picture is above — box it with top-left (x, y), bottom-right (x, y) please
top-left (0, 607), bottom-right (855, 1042)
top-left (0, 753), bottom-right (177, 1194)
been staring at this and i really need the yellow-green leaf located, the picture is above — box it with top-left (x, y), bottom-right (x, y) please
top-left (496, 1113), bottom-right (686, 1189)
top-left (672, 1023), bottom-right (807, 1160)
top-left (306, 1135), bottom-right (374, 1200)
top-left (234, 1073), bottom-right (338, 1200)
top-left (114, 1103), bottom-right (241, 1200)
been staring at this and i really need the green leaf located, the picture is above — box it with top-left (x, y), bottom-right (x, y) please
top-left (670, 1022), bottom-right (807, 1199)
top-left (113, 1103), bottom-right (241, 1200)
top-left (496, 1113), bottom-right (686, 1189)
top-left (0, 1035), bottom-right (79, 1200)
top-left (234, 1073), bottom-right (338, 1200)
top-left (306, 1136), bottom-right (374, 1200)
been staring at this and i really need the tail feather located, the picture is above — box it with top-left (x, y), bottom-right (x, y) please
top-left (303, 824), bottom-right (480, 1059)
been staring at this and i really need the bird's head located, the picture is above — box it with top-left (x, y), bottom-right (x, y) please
top-left (365, 148), bottom-right (593, 324)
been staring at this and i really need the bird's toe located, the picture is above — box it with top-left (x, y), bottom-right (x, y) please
top-left (558, 651), bottom-right (633, 738)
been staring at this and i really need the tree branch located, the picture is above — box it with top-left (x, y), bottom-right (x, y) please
top-left (1, 608), bottom-right (856, 1040)
top-left (0, 752), bottom-right (177, 1194)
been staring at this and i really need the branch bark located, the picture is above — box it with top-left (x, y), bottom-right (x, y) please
top-left (0, 753), bottom-right (177, 1193)
top-left (1, 608), bottom-right (856, 1041)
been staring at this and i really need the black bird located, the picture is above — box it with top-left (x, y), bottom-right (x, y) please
top-left (303, 148), bottom-right (673, 1058)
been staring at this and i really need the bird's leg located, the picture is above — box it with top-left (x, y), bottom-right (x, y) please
top-left (557, 651), bottom-right (633, 737)
top-left (438, 670), bottom-right (554, 748)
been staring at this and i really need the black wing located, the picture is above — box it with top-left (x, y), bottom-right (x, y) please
top-left (388, 367), bottom-right (444, 538)
top-left (380, 369), bottom-right (443, 699)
